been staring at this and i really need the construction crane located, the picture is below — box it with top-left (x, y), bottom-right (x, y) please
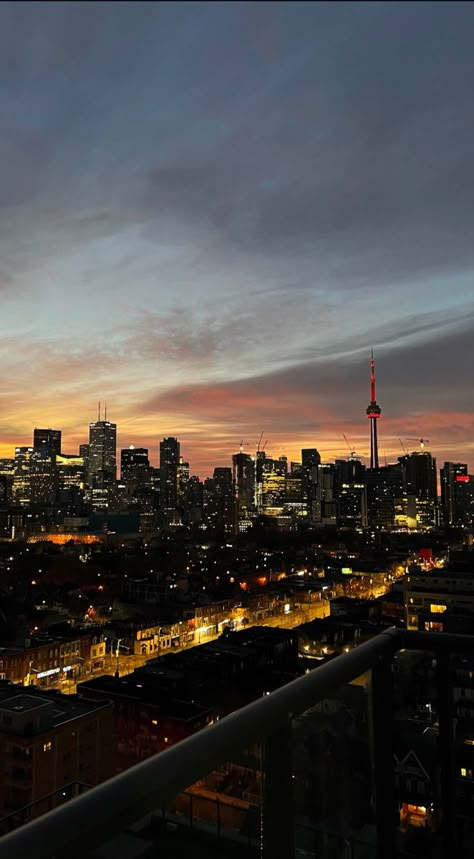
top-left (406, 437), bottom-right (430, 450)
top-left (343, 434), bottom-right (359, 459)
top-left (256, 431), bottom-right (264, 455)
top-left (399, 439), bottom-right (408, 454)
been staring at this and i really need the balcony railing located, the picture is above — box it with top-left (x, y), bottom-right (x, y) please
top-left (0, 627), bottom-right (473, 859)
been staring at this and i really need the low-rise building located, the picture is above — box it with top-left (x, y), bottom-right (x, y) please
top-left (0, 682), bottom-right (113, 824)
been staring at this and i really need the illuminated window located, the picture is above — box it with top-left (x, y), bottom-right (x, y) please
top-left (151, 719), bottom-right (158, 726)
top-left (430, 604), bottom-right (446, 614)
top-left (43, 741), bottom-right (52, 752)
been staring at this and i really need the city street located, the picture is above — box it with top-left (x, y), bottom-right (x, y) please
top-left (57, 600), bottom-right (330, 694)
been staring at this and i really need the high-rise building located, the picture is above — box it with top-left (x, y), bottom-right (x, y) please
top-left (441, 462), bottom-right (473, 528)
top-left (183, 475), bottom-right (203, 524)
top-left (33, 428), bottom-right (61, 456)
top-left (88, 420), bottom-right (117, 511)
top-left (398, 451), bottom-right (437, 530)
top-left (301, 449), bottom-right (321, 517)
top-left (88, 421), bottom-right (117, 488)
top-left (366, 464), bottom-right (405, 531)
top-left (274, 456), bottom-right (288, 476)
top-left (121, 447), bottom-right (150, 481)
top-left (178, 458), bottom-right (190, 503)
top-left (159, 437), bottom-right (180, 512)
top-left (336, 459), bottom-right (367, 529)
top-left (312, 463), bottom-right (337, 526)
top-left (0, 460), bottom-right (14, 506)
top-left (13, 447), bottom-right (34, 506)
top-left (29, 447), bottom-right (57, 506)
top-left (232, 451), bottom-right (255, 528)
top-left (79, 443), bottom-right (90, 477)
top-left (212, 467), bottom-right (233, 532)
top-left (262, 470), bottom-right (286, 514)
top-left (56, 453), bottom-right (86, 512)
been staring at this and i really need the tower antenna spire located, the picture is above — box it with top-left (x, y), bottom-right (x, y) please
top-left (366, 350), bottom-right (381, 468)
top-left (105, 402), bottom-right (107, 422)
top-left (98, 401), bottom-right (101, 422)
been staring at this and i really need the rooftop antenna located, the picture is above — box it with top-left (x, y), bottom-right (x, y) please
top-left (105, 402), bottom-right (107, 421)
top-left (98, 401), bottom-right (101, 421)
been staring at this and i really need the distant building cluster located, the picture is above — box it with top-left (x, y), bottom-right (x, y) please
top-left (0, 415), bottom-right (472, 538)
top-left (0, 358), bottom-right (471, 536)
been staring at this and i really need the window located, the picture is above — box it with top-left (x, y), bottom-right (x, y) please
top-left (430, 604), bottom-right (446, 614)
top-left (43, 741), bottom-right (52, 752)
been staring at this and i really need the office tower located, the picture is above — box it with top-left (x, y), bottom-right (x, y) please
top-left (0, 459), bottom-right (15, 477)
top-left (88, 419), bottom-right (117, 511)
top-left (121, 447), bottom-right (150, 481)
top-left (159, 437), bottom-right (180, 512)
top-left (232, 451), bottom-right (255, 526)
top-left (285, 473), bottom-right (303, 504)
top-left (398, 450), bottom-right (437, 531)
top-left (178, 458), bottom-right (190, 502)
top-left (88, 420), bottom-right (117, 487)
top-left (254, 450), bottom-right (266, 514)
top-left (441, 462), bottom-right (473, 528)
top-left (301, 449), bottom-right (321, 517)
top-left (366, 351), bottom-right (381, 469)
top-left (183, 475), bottom-right (203, 524)
top-left (312, 463), bottom-right (337, 526)
top-left (262, 469), bottom-right (286, 514)
top-left (79, 444), bottom-right (90, 478)
top-left (212, 467), bottom-right (233, 532)
top-left (12, 447), bottom-right (34, 506)
top-left (33, 428), bottom-right (61, 455)
top-left (56, 453), bottom-right (86, 513)
top-left (29, 447), bottom-right (57, 506)
top-left (275, 456), bottom-right (288, 476)
top-left (335, 459), bottom-right (367, 529)
top-left (0, 460), bottom-right (14, 506)
top-left (366, 464), bottom-right (405, 531)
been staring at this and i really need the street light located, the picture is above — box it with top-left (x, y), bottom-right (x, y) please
top-left (107, 638), bottom-right (130, 678)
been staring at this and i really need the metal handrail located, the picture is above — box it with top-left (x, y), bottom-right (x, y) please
top-left (0, 627), bottom-right (401, 859)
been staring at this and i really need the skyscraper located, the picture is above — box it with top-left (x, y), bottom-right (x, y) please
top-left (33, 428), bottom-right (61, 456)
top-left (232, 451), bottom-right (255, 527)
top-left (121, 447), bottom-right (150, 481)
top-left (212, 467), bottom-right (233, 532)
top-left (159, 437), bottom-right (180, 512)
top-left (398, 451), bottom-right (437, 530)
top-left (441, 462), bottom-right (473, 528)
top-left (301, 449), bottom-right (321, 517)
top-left (366, 351), bottom-right (381, 469)
top-left (178, 457), bottom-right (190, 503)
top-left (13, 447), bottom-right (34, 506)
top-left (88, 419), bottom-right (117, 504)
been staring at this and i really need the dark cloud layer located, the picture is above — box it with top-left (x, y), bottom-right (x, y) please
top-left (0, 2), bottom-right (472, 471)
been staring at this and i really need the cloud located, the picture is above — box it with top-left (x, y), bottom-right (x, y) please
top-left (0, 2), bottom-right (472, 474)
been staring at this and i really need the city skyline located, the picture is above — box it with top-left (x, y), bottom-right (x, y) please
top-left (1, 2), bottom-right (473, 474)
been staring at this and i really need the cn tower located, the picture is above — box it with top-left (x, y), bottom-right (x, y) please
top-left (366, 349), bottom-right (381, 468)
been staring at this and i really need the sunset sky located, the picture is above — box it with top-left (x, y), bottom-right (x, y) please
top-left (0, 1), bottom-right (473, 476)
